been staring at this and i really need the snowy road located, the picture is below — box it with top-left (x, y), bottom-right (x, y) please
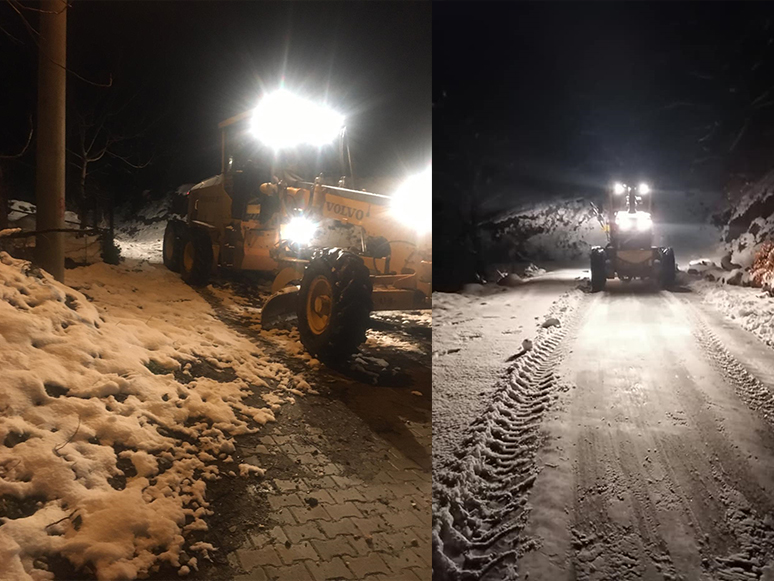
top-left (433, 279), bottom-right (774, 580)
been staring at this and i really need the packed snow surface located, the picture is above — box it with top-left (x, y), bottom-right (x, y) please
top-left (0, 253), bottom-right (306, 580)
top-left (432, 268), bottom-right (583, 472)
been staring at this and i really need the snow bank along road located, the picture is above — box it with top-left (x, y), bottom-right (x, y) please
top-left (434, 278), bottom-right (774, 580)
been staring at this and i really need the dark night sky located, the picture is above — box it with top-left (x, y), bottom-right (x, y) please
top-left (434, 2), bottom-right (774, 220)
top-left (1, 1), bottom-right (430, 204)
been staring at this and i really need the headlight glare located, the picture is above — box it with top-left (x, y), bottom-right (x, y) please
top-left (391, 166), bottom-right (432, 235)
top-left (282, 216), bottom-right (317, 246)
top-left (251, 90), bottom-right (344, 150)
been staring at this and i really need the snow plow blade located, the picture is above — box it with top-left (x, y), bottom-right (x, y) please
top-left (261, 285), bottom-right (300, 328)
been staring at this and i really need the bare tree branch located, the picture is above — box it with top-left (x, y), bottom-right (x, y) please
top-left (5, 0), bottom-right (113, 88)
top-left (0, 20), bottom-right (24, 44)
top-left (11, 0), bottom-right (70, 14)
top-left (5, 0), bottom-right (39, 37)
top-left (106, 150), bottom-right (153, 169)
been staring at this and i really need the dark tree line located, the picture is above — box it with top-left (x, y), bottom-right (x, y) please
top-left (0, 0), bottom-right (155, 232)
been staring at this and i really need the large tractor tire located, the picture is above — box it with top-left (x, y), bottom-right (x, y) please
top-left (659, 247), bottom-right (676, 288)
top-left (590, 246), bottom-right (607, 292)
top-left (163, 220), bottom-right (186, 272)
top-left (180, 228), bottom-right (214, 286)
top-left (297, 248), bottom-right (373, 361)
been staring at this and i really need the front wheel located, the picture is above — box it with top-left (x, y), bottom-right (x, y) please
top-left (297, 249), bottom-right (373, 361)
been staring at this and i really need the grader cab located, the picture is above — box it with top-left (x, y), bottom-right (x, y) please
top-left (162, 90), bottom-right (431, 360)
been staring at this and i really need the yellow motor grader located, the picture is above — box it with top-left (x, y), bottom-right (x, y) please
top-left (162, 90), bottom-right (431, 360)
top-left (590, 181), bottom-right (675, 291)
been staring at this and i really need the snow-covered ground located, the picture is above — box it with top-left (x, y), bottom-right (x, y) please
top-left (432, 268), bottom-right (585, 472)
top-left (0, 253), bottom-right (310, 580)
top-left (433, 268), bottom-right (774, 580)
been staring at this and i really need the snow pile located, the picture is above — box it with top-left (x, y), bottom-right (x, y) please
top-left (0, 254), bottom-right (301, 580)
top-left (480, 198), bottom-right (608, 267)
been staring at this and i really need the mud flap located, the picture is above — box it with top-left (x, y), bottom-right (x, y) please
top-left (260, 285), bottom-right (300, 328)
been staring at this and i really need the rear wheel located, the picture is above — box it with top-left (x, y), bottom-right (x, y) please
top-left (180, 228), bottom-right (214, 286)
top-left (590, 247), bottom-right (607, 292)
top-left (660, 247), bottom-right (676, 288)
top-left (163, 220), bottom-right (185, 272)
top-left (297, 248), bottom-right (373, 361)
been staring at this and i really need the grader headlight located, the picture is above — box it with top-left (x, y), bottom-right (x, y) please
top-left (282, 215), bottom-right (318, 246)
top-left (636, 212), bottom-right (652, 231)
top-left (391, 165), bottom-right (432, 235)
top-left (251, 90), bottom-right (344, 150)
top-left (615, 211), bottom-right (652, 232)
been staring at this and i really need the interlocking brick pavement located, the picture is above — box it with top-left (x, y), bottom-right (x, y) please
top-left (221, 392), bottom-right (431, 581)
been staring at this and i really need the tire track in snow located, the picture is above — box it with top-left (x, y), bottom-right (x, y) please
top-left (688, 301), bottom-right (774, 431)
top-left (432, 290), bottom-right (584, 580)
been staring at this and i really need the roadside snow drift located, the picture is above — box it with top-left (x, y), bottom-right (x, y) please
top-left (0, 253), bottom-right (303, 580)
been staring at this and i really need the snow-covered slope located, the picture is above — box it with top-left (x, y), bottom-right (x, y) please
top-left (480, 198), bottom-right (608, 266)
top-left (720, 170), bottom-right (774, 274)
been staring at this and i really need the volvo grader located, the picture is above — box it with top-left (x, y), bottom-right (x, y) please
top-left (162, 90), bottom-right (431, 361)
top-left (590, 181), bottom-right (675, 291)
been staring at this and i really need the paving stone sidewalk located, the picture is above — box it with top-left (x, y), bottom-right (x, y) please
top-left (224, 398), bottom-right (431, 581)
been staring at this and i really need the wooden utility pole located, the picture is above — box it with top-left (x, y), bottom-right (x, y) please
top-left (35, 0), bottom-right (67, 282)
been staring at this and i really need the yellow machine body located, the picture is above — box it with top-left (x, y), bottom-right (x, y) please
top-left (185, 172), bottom-right (431, 315)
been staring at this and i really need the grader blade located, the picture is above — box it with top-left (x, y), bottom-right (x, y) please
top-left (261, 285), bottom-right (300, 328)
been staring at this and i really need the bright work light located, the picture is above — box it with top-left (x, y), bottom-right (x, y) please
top-left (614, 182), bottom-right (626, 195)
top-left (391, 166), bottom-right (432, 235)
top-left (638, 183), bottom-right (650, 194)
top-left (282, 215), bottom-right (318, 246)
top-left (251, 90), bottom-right (345, 150)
